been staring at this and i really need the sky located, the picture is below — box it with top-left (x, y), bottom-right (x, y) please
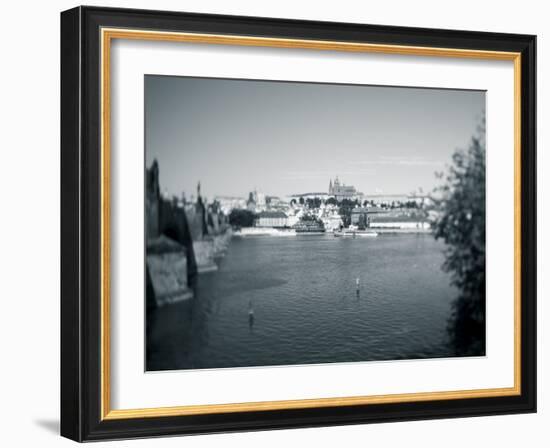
top-left (145, 75), bottom-right (485, 199)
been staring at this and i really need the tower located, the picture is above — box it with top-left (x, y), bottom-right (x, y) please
top-left (145, 159), bottom-right (160, 239)
top-left (329, 179), bottom-right (333, 194)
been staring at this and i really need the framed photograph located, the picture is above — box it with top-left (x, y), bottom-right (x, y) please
top-left (60, 6), bottom-right (536, 441)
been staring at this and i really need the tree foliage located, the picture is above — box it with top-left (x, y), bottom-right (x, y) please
top-left (432, 126), bottom-right (486, 356)
top-left (338, 198), bottom-right (360, 227)
top-left (306, 197), bottom-right (322, 209)
top-left (229, 209), bottom-right (256, 228)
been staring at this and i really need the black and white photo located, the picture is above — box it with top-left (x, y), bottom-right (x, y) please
top-left (144, 76), bottom-right (487, 371)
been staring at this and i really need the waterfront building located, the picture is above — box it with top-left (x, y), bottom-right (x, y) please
top-left (255, 211), bottom-right (288, 228)
top-left (322, 213), bottom-right (344, 231)
top-left (286, 213), bottom-right (300, 227)
top-left (350, 206), bottom-right (385, 228)
top-left (369, 220), bottom-right (430, 230)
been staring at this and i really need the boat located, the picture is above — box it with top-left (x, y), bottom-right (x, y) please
top-left (234, 227), bottom-right (297, 237)
top-left (333, 226), bottom-right (378, 238)
top-left (294, 220), bottom-right (326, 233)
top-left (234, 227), bottom-right (279, 237)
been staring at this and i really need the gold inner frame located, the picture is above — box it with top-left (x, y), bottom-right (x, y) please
top-left (100, 27), bottom-right (522, 421)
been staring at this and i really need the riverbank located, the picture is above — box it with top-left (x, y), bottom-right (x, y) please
top-left (373, 227), bottom-right (432, 234)
top-left (234, 226), bottom-right (432, 237)
top-left (193, 229), bottom-right (234, 273)
top-left (234, 227), bottom-right (297, 237)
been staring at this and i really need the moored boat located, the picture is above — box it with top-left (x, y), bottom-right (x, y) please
top-left (293, 217), bottom-right (326, 233)
top-left (234, 227), bottom-right (297, 237)
top-left (333, 227), bottom-right (378, 237)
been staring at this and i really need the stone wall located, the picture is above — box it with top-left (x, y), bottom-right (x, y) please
top-left (145, 161), bottom-right (233, 307)
top-left (191, 229), bottom-right (233, 273)
top-left (146, 236), bottom-right (194, 307)
top-left (192, 239), bottom-right (218, 273)
top-left (159, 199), bottom-right (198, 283)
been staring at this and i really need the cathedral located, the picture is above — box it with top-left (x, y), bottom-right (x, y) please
top-left (328, 177), bottom-right (358, 201)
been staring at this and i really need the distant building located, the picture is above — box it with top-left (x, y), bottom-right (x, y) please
top-left (407, 195), bottom-right (434, 207)
top-left (255, 191), bottom-right (266, 210)
top-left (265, 195), bottom-right (289, 211)
top-left (350, 206), bottom-right (385, 227)
top-left (367, 194), bottom-right (408, 207)
top-left (287, 192), bottom-right (330, 203)
top-left (322, 214), bottom-right (344, 231)
top-left (215, 196), bottom-right (247, 215)
top-left (369, 220), bottom-right (430, 230)
top-left (255, 211), bottom-right (288, 228)
top-left (286, 213), bottom-right (300, 227)
top-left (366, 194), bottom-right (432, 208)
top-left (246, 190), bottom-right (267, 212)
top-left (246, 192), bottom-right (256, 212)
top-left (329, 176), bottom-right (360, 201)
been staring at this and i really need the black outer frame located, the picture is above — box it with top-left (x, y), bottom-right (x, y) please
top-left (60, 6), bottom-right (537, 442)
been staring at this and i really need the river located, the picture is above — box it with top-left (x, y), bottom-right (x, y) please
top-left (146, 233), bottom-right (458, 371)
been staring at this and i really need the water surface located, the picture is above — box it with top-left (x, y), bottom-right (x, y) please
top-left (146, 233), bottom-right (457, 370)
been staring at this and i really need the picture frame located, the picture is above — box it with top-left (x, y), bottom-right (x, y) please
top-left (60, 5), bottom-right (536, 442)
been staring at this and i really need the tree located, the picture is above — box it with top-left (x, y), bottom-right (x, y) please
top-left (306, 197), bottom-right (322, 209)
top-left (338, 198), bottom-right (356, 227)
top-left (432, 124), bottom-right (486, 356)
top-left (228, 209), bottom-right (256, 228)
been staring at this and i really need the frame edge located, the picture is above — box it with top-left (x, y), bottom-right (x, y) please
top-left (519, 33), bottom-right (537, 414)
top-left (62, 5), bottom-right (538, 441)
top-left (60, 5), bottom-right (84, 442)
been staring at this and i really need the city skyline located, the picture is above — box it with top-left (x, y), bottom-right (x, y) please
top-left (145, 75), bottom-right (485, 199)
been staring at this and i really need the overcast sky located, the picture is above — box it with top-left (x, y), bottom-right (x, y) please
top-left (145, 75), bottom-right (485, 199)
